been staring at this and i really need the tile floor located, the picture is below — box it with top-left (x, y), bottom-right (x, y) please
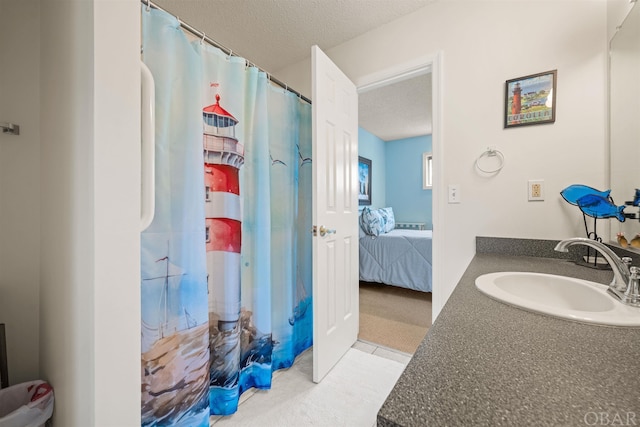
top-left (210, 341), bottom-right (411, 427)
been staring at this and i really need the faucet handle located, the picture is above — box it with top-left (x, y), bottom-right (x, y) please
top-left (622, 266), bottom-right (640, 307)
top-left (621, 257), bottom-right (633, 276)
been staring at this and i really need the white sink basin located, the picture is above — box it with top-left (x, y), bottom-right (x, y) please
top-left (475, 272), bottom-right (640, 327)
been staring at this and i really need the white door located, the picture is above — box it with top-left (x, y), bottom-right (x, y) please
top-left (311, 45), bottom-right (359, 383)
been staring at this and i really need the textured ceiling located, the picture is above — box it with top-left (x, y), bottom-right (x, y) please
top-left (152, 0), bottom-right (433, 73)
top-left (359, 74), bottom-right (432, 141)
top-left (151, 0), bottom-right (433, 141)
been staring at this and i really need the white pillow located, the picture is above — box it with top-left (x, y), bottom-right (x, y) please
top-left (378, 207), bottom-right (395, 233)
top-left (359, 207), bottom-right (395, 236)
top-left (360, 207), bottom-right (382, 236)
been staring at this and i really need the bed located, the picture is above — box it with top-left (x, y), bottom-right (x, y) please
top-left (359, 228), bottom-right (433, 293)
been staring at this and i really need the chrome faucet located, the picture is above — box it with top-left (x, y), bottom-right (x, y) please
top-left (554, 237), bottom-right (640, 307)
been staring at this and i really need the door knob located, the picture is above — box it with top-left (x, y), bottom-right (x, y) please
top-left (319, 226), bottom-right (336, 237)
top-left (312, 225), bottom-right (336, 237)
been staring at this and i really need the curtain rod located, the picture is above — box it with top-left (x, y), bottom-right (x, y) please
top-left (142, 0), bottom-right (312, 105)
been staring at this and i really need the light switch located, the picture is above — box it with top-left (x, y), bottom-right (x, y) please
top-left (448, 184), bottom-right (461, 203)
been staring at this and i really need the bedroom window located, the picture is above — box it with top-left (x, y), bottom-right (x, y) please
top-left (423, 152), bottom-right (433, 189)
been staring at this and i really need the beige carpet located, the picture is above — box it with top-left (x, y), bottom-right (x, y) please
top-left (358, 281), bottom-right (432, 354)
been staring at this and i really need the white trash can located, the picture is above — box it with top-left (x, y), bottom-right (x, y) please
top-left (0, 381), bottom-right (54, 427)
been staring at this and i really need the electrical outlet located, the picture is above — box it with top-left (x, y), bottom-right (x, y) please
top-left (528, 179), bottom-right (544, 201)
top-left (531, 183), bottom-right (541, 197)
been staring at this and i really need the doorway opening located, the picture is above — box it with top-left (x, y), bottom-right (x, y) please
top-left (356, 54), bottom-right (442, 355)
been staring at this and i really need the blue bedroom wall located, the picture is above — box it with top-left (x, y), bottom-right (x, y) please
top-left (358, 128), bottom-right (386, 209)
top-left (385, 135), bottom-right (432, 229)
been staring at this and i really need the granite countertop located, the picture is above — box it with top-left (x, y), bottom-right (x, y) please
top-left (377, 252), bottom-right (640, 426)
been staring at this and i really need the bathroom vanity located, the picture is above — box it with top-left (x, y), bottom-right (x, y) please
top-left (377, 238), bottom-right (640, 426)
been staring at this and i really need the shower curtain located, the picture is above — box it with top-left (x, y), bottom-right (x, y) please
top-left (140, 7), bottom-right (313, 426)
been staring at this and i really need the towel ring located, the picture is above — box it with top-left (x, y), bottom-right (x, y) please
top-left (475, 147), bottom-right (505, 174)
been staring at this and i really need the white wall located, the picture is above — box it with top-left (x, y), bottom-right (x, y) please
top-left (0, 0), bottom-right (41, 386)
top-left (277, 1), bottom-right (608, 316)
top-left (40, 1), bottom-right (95, 424)
top-left (93, 1), bottom-right (141, 425)
top-left (608, 0), bottom-right (635, 41)
top-left (39, 0), bottom-right (140, 425)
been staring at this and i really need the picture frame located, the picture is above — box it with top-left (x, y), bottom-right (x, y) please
top-left (505, 70), bottom-right (557, 128)
top-left (358, 156), bottom-right (372, 206)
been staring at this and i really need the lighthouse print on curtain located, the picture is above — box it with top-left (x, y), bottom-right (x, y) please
top-left (141, 6), bottom-right (313, 425)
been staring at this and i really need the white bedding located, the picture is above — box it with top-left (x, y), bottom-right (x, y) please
top-left (359, 229), bottom-right (432, 292)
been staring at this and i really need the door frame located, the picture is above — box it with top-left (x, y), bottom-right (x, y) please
top-left (355, 52), bottom-right (444, 323)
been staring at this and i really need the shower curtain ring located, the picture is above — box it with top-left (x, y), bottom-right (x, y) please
top-left (201, 33), bottom-right (206, 44)
top-left (227, 49), bottom-right (232, 60)
top-left (146, 0), bottom-right (151, 11)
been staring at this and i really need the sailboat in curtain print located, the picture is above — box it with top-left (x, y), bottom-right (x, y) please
top-left (141, 242), bottom-right (210, 426)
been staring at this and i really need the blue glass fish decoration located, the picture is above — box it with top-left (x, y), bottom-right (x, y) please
top-left (632, 188), bottom-right (640, 207)
top-left (560, 184), bottom-right (611, 206)
top-left (576, 194), bottom-right (626, 221)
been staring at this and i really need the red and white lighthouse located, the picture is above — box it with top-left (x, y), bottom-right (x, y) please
top-left (203, 94), bottom-right (244, 330)
top-left (511, 82), bottom-right (522, 115)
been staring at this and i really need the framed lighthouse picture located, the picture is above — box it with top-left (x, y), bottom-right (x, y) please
top-left (504, 70), bottom-right (556, 128)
